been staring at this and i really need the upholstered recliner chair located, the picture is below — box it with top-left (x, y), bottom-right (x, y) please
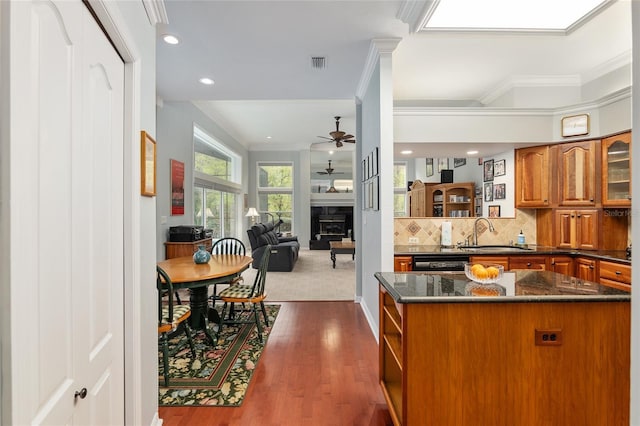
top-left (247, 222), bottom-right (300, 272)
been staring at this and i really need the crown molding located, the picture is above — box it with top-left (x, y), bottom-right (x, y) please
top-left (582, 50), bottom-right (632, 84)
top-left (397, 0), bottom-right (437, 33)
top-left (142, 0), bottom-right (168, 26)
top-left (356, 38), bottom-right (402, 99)
top-left (394, 86), bottom-right (631, 117)
top-left (480, 75), bottom-right (582, 105)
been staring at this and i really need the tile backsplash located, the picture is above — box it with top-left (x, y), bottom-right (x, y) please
top-left (395, 209), bottom-right (537, 246)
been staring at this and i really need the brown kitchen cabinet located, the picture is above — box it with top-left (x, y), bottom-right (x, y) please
top-left (548, 255), bottom-right (574, 276)
top-left (509, 255), bottom-right (547, 271)
top-left (469, 255), bottom-right (509, 270)
top-left (599, 260), bottom-right (631, 292)
top-left (602, 131), bottom-right (631, 207)
top-left (394, 256), bottom-right (413, 272)
top-left (575, 256), bottom-right (598, 284)
top-left (515, 145), bottom-right (551, 208)
top-left (554, 209), bottom-right (599, 250)
top-left (408, 180), bottom-right (426, 217)
top-left (425, 182), bottom-right (475, 218)
top-left (164, 238), bottom-right (213, 259)
top-left (557, 140), bottom-right (599, 206)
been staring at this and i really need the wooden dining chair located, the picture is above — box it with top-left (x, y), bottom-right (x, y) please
top-left (157, 266), bottom-right (196, 386)
top-left (217, 245), bottom-right (271, 342)
top-left (208, 237), bottom-right (247, 303)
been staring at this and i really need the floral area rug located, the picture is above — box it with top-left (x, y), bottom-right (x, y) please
top-left (158, 304), bottom-right (280, 406)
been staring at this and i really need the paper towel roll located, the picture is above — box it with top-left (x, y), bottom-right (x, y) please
top-left (441, 221), bottom-right (452, 246)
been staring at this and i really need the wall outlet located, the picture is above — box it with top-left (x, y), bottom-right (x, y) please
top-left (408, 237), bottom-right (419, 244)
top-left (535, 329), bottom-right (563, 346)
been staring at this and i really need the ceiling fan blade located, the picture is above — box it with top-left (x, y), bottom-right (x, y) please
top-left (343, 139), bottom-right (356, 143)
top-left (341, 134), bottom-right (354, 140)
top-left (316, 171), bottom-right (328, 174)
top-left (317, 136), bottom-right (334, 140)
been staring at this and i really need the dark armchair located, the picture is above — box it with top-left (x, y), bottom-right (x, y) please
top-left (247, 221), bottom-right (300, 272)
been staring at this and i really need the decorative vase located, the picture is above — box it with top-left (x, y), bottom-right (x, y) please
top-left (193, 245), bottom-right (211, 264)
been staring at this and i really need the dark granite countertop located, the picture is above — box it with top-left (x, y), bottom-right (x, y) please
top-left (376, 270), bottom-right (630, 303)
top-left (394, 244), bottom-right (630, 264)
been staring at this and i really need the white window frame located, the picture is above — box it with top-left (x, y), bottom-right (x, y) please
top-left (256, 161), bottom-right (294, 232)
top-left (193, 125), bottom-right (242, 238)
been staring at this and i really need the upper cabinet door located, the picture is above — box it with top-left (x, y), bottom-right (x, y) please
top-left (558, 140), bottom-right (598, 206)
top-left (602, 131), bottom-right (631, 207)
top-left (515, 145), bottom-right (550, 207)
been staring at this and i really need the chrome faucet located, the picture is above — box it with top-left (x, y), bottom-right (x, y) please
top-left (472, 217), bottom-right (495, 246)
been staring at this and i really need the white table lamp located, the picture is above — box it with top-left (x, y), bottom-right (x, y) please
top-left (245, 207), bottom-right (260, 224)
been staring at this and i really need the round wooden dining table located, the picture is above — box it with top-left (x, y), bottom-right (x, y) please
top-left (157, 254), bottom-right (252, 344)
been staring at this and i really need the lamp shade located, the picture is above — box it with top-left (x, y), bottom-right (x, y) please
top-left (245, 207), bottom-right (259, 217)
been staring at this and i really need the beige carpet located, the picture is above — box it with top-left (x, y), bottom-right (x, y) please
top-left (240, 248), bottom-right (355, 301)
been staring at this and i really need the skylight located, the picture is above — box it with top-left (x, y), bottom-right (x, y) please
top-left (423, 0), bottom-right (609, 32)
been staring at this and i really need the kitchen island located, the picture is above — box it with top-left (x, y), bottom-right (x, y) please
top-left (376, 270), bottom-right (630, 426)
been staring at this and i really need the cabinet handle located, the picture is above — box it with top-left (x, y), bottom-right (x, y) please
top-left (527, 262), bottom-right (532, 267)
top-left (571, 215), bottom-right (575, 218)
top-left (615, 271), bottom-right (622, 275)
top-left (577, 214), bottom-right (581, 218)
top-left (551, 261), bottom-right (556, 265)
top-left (589, 264), bottom-right (594, 269)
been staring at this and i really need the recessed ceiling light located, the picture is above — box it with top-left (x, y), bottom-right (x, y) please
top-left (199, 78), bottom-right (214, 85)
top-left (467, 150), bottom-right (479, 155)
top-left (162, 34), bottom-right (180, 45)
top-left (424, 0), bottom-right (606, 31)
top-left (400, 150), bottom-right (413, 155)
top-left (266, 136), bottom-right (272, 140)
top-left (329, 150), bottom-right (334, 155)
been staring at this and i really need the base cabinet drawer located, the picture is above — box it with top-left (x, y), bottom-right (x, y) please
top-left (599, 260), bottom-right (631, 291)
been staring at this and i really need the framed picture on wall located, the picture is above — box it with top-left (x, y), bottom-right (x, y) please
top-left (484, 182), bottom-right (493, 202)
top-left (170, 159), bottom-right (185, 215)
top-left (140, 131), bottom-right (156, 197)
top-left (494, 159), bottom-right (506, 177)
top-left (493, 183), bottom-right (506, 200)
top-left (426, 158), bottom-right (434, 177)
top-left (438, 158), bottom-right (449, 173)
top-left (483, 159), bottom-right (494, 181)
top-left (488, 205), bottom-right (501, 218)
top-left (454, 158), bottom-right (466, 168)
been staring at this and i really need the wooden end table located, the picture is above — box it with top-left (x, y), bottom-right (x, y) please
top-left (329, 241), bottom-right (356, 269)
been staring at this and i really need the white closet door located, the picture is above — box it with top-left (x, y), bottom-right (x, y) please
top-left (9, 1), bottom-right (125, 424)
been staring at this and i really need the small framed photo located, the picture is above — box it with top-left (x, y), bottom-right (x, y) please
top-left (494, 159), bottom-right (505, 177)
top-left (453, 158), bottom-right (466, 168)
top-left (483, 159), bottom-right (494, 182)
top-left (438, 158), bottom-right (449, 173)
top-left (561, 113), bottom-right (590, 137)
top-left (484, 182), bottom-right (493, 202)
top-left (493, 183), bottom-right (506, 200)
top-left (488, 205), bottom-right (501, 218)
top-left (426, 158), bottom-right (434, 177)
top-left (140, 130), bottom-right (156, 197)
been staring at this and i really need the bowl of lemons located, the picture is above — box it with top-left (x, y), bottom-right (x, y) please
top-left (464, 263), bottom-right (504, 284)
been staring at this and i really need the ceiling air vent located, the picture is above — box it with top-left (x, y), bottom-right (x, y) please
top-left (311, 56), bottom-right (327, 70)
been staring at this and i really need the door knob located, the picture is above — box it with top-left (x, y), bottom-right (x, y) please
top-left (74, 388), bottom-right (88, 400)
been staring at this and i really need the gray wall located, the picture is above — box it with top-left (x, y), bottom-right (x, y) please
top-left (156, 101), bottom-right (249, 258)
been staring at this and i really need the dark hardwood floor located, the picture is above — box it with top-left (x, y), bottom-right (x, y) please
top-left (158, 301), bottom-right (393, 426)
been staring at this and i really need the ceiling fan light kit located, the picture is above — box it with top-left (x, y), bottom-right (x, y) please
top-left (315, 116), bottom-right (356, 148)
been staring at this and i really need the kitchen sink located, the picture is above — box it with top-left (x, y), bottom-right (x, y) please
top-left (459, 245), bottom-right (533, 252)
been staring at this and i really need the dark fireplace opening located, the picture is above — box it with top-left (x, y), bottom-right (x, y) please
top-left (310, 206), bottom-right (354, 250)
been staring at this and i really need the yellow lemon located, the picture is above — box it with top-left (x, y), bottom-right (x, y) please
top-left (486, 266), bottom-right (500, 279)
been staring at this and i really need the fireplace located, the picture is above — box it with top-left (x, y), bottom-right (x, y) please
top-left (310, 206), bottom-right (354, 250)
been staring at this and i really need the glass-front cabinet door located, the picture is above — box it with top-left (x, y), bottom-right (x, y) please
top-left (602, 131), bottom-right (631, 207)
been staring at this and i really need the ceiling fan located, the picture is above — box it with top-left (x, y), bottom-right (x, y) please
top-left (316, 160), bottom-right (344, 175)
top-left (315, 116), bottom-right (356, 148)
